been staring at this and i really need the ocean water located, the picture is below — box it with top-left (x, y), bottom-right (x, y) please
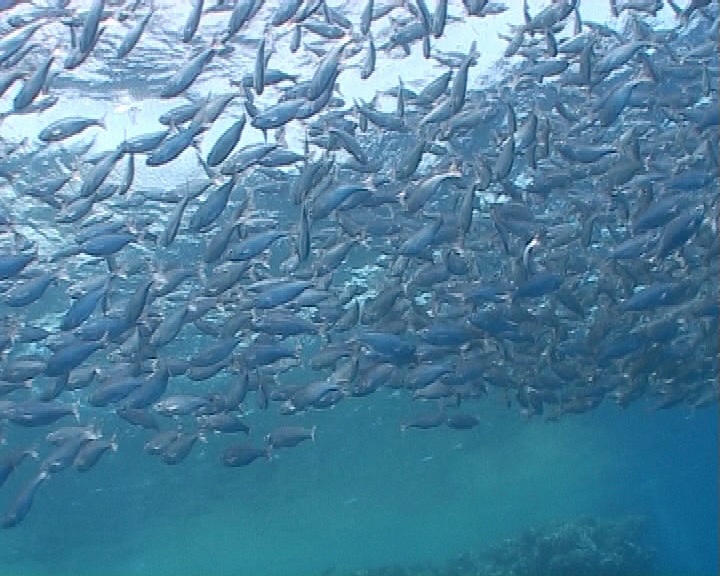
top-left (1, 398), bottom-right (717, 575)
top-left (0, 1), bottom-right (718, 575)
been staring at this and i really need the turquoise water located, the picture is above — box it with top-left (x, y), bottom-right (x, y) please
top-left (3, 398), bottom-right (717, 575)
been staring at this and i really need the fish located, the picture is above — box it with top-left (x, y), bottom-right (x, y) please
top-left (197, 412), bottom-right (250, 434)
top-left (78, 0), bottom-right (104, 55)
top-left (357, 331), bottom-right (416, 365)
top-left (79, 147), bottom-right (124, 197)
top-left (1, 472), bottom-right (49, 529)
top-left (13, 55), bottom-right (52, 111)
top-left (40, 432), bottom-right (95, 473)
top-left (0, 0), bottom-right (714, 532)
top-left (265, 425), bottom-right (316, 449)
top-left (115, 10), bottom-right (153, 59)
top-left (144, 429), bottom-right (181, 455)
top-left (88, 376), bottom-right (145, 407)
top-left (160, 47), bottom-right (216, 98)
top-left (445, 412), bottom-right (480, 430)
top-left (225, 0), bottom-right (260, 40)
top-left (4, 400), bottom-right (78, 427)
top-left (206, 116), bottom-right (246, 167)
top-left (120, 129), bottom-right (170, 155)
top-left (3, 271), bottom-right (58, 307)
top-left (38, 116), bottom-right (104, 143)
top-left (187, 177), bottom-right (237, 231)
top-left (0, 448), bottom-right (36, 488)
top-left (146, 124), bottom-right (201, 166)
top-left (400, 407), bottom-right (446, 431)
top-left (0, 251), bottom-right (35, 280)
top-left (160, 432), bottom-right (201, 465)
top-left (44, 341), bottom-right (103, 377)
top-left (252, 279), bottom-right (312, 309)
top-left (74, 437), bottom-right (118, 471)
top-left (221, 442), bottom-right (270, 467)
top-left (60, 281), bottom-right (108, 331)
top-left (116, 407), bottom-right (159, 430)
top-left (183, 0), bottom-right (204, 43)
top-left (154, 395), bottom-right (210, 417)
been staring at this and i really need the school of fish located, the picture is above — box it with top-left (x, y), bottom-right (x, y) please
top-left (0, 0), bottom-right (717, 528)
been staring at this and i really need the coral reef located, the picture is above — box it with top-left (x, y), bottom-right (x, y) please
top-left (335, 516), bottom-right (654, 576)
top-left (479, 516), bottom-right (653, 576)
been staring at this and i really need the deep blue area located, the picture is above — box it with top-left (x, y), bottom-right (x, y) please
top-left (1, 396), bottom-right (717, 575)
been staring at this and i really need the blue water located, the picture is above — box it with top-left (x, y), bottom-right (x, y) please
top-left (2, 396), bottom-right (717, 575)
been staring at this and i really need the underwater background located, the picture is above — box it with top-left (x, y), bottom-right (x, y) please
top-left (0, 1), bottom-right (717, 575)
top-left (2, 399), bottom-right (718, 575)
